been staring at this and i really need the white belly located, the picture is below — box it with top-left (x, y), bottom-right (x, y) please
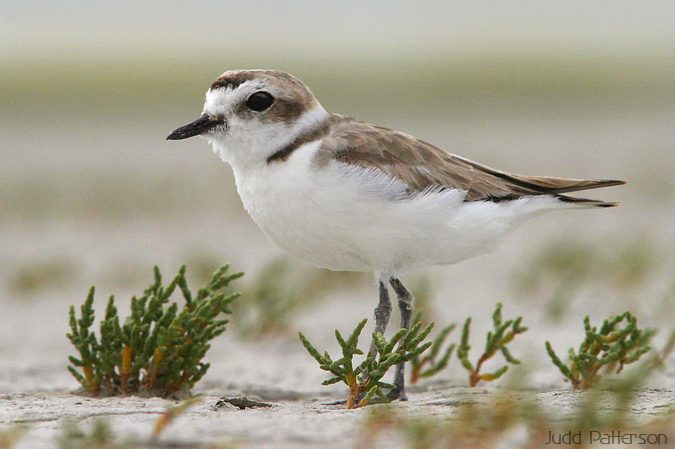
top-left (232, 141), bottom-right (561, 275)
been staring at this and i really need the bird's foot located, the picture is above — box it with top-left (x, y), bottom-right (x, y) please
top-left (386, 386), bottom-right (408, 402)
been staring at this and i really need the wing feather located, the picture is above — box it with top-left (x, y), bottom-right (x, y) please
top-left (315, 115), bottom-right (624, 204)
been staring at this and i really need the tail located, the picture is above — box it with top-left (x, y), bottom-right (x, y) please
top-left (555, 194), bottom-right (619, 208)
top-left (508, 175), bottom-right (624, 193)
top-left (505, 175), bottom-right (625, 208)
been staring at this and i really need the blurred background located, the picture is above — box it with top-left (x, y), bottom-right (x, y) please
top-left (1, 1), bottom-right (674, 392)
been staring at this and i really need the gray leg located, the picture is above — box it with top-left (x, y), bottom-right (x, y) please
top-left (389, 277), bottom-right (414, 401)
top-left (368, 280), bottom-right (392, 358)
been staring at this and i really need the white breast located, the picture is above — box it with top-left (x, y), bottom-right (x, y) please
top-left (232, 140), bottom-right (373, 272)
top-left (230, 139), bottom-right (564, 276)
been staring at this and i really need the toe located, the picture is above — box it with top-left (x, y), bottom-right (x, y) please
top-left (387, 388), bottom-right (408, 401)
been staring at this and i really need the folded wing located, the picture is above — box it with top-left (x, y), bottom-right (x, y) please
top-left (318, 115), bottom-right (624, 207)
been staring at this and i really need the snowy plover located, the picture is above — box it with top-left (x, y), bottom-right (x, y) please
top-left (168, 69), bottom-right (624, 399)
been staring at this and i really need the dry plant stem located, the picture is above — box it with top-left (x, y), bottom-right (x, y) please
top-left (346, 373), bottom-right (362, 410)
top-left (0, 426), bottom-right (28, 448)
top-left (652, 329), bottom-right (675, 369)
top-left (458, 303), bottom-right (527, 387)
top-left (152, 397), bottom-right (202, 440)
top-left (120, 345), bottom-right (132, 394)
top-left (469, 353), bottom-right (490, 387)
top-left (409, 314), bottom-right (456, 384)
top-left (409, 359), bottom-right (426, 384)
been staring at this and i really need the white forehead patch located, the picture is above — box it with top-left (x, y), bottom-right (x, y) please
top-left (203, 80), bottom-right (267, 115)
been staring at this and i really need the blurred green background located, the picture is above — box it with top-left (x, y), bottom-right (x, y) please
top-left (1, 1), bottom-right (673, 332)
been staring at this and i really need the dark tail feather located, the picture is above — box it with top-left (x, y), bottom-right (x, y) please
top-left (556, 194), bottom-right (618, 208)
top-left (513, 176), bottom-right (625, 208)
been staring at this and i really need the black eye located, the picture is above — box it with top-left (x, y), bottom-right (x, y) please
top-left (246, 92), bottom-right (274, 112)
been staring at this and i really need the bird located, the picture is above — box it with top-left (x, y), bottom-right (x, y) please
top-left (167, 69), bottom-right (624, 400)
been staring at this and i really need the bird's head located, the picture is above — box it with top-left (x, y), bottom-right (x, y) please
top-left (167, 69), bottom-right (328, 167)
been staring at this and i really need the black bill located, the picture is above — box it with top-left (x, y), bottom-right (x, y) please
top-left (166, 114), bottom-right (225, 140)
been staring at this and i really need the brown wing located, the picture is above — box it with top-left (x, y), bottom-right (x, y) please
top-left (316, 115), bottom-right (624, 205)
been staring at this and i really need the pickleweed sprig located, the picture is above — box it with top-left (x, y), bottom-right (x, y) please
top-left (409, 313), bottom-right (456, 384)
top-left (299, 318), bottom-right (434, 409)
top-left (545, 311), bottom-right (655, 390)
top-left (457, 303), bottom-right (528, 387)
top-left (67, 264), bottom-right (242, 397)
